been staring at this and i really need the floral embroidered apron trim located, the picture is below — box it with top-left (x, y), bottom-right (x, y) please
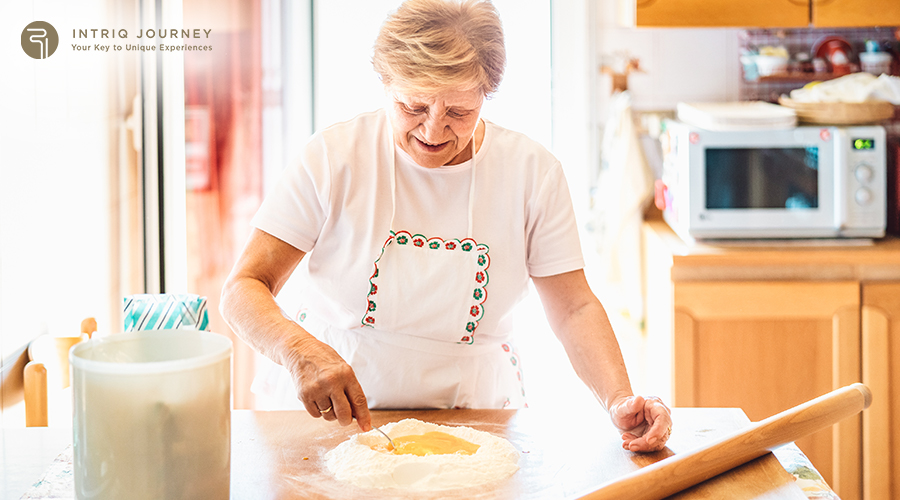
top-left (361, 229), bottom-right (490, 344)
top-left (501, 342), bottom-right (527, 405)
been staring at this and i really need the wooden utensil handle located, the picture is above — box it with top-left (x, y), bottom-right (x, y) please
top-left (577, 383), bottom-right (872, 500)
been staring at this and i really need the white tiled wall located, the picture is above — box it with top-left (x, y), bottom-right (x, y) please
top-left (594, 0), bottom-right (742, 114)
top-left (581, 1), bottom-right (746, 405)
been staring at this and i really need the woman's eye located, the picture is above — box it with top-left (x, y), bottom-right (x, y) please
top-left (447, 110), bottom-right (469, 119)
top-left (403, 105), bottom-right (426, 114)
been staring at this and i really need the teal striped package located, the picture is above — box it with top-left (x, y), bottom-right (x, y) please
top-left (123, 294), bottom-right (210, 332)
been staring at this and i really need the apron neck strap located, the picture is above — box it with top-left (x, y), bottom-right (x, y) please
top-left (387, 115), bottom-right (478, 239)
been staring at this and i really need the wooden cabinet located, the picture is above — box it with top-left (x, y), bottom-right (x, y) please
top-left (642, 218), bottom-right (900, 500)
top-left (673, 281), bottom-right (860, 497)
top-left (813, 0), bottom-right (900, 28)
top-left (861, 282), bottom-right (900, 500)
top-left (632, 0), bottom-right (809, 28)
top-left (626, 0), bottom-right (900, 28)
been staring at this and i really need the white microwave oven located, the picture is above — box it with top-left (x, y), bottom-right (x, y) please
top-left (657, 121), bottom-right (887, 240)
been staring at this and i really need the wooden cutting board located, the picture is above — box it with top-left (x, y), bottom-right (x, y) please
top-left (231, 407), bottom-right (807, 499)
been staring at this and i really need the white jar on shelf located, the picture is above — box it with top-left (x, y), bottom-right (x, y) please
top-left (754, 55), bottom-right (789, 76)
top-left (859, 51), bottom-right (892, 76)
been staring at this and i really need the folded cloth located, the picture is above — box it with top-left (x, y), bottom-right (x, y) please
top-left (123, 294), bottom-right (210, 332)
top-left (590, 91), bottom-right (654, 323)
top-left (20, 445), bottom-right (73, 500)
top-left (789, 73), bottom-right (900, 104)
top-left (772, 443), bottom-right (840, 500)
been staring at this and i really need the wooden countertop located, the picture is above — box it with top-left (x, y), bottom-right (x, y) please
top-left (6, 407), bottom-right (817, 499)
top-left (232, 407), bottom-right (807, 500)
top-left (643, 219), bottom-right (900, 282)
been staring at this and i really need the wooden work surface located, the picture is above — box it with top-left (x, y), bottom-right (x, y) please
top-left (643, 218), bottom-right (900, 282)
top-left (231, 407), bottom-right (807, 500)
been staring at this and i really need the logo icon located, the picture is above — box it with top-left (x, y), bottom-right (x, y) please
top-left (21, 21), bottom-right (59, 59)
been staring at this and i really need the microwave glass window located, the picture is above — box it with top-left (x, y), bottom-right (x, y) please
top-left (705, 147), bottom-right (819, 209)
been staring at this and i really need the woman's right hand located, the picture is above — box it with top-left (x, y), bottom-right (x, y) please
top-left (283, 336), bottom-right (373, 432)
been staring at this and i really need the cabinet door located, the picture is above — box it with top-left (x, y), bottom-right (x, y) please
top-left (633, 0), bottom-right (809, 27)
top-left (674, 281), bottom-right (861, 500)
top-left (812, 0), bottom-right (900, 27)
top-left (861, 282), bottom-right (900, 500)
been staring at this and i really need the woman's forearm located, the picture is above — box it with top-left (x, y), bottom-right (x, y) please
top-left (532, 270), bottom-right (634, 411)
top-left (554, 299), bottom-right (634, 411)
top-left (218, 229), bottom-right (315, 368)
top-left (219, 274), bottom-right (314, 368)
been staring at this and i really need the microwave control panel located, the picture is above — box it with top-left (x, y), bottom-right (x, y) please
top-left (834, 126), bottom-right (887, 235)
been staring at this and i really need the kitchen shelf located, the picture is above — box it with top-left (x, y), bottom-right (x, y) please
top-left (756, 71), bottom-right (854, 83)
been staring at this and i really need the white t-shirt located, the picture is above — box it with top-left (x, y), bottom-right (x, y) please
top-left (252, 108), bottom-right (584, 347)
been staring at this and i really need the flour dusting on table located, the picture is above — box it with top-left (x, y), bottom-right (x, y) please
top-left (324, 419), bottom-right (519, 490)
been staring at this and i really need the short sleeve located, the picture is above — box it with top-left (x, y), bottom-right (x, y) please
top-left (251, 134), bottom-right (330, 252)
top-left (525, 163), bottom-right (585, 277)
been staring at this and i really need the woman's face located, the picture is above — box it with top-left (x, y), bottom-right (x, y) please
top-left (386, 86), bottom-right (484, 169)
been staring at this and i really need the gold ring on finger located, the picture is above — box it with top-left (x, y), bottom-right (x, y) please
top-left (319, 405), bottom-right (333, 414)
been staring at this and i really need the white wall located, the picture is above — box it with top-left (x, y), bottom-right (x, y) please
top-left (594, 0), bottom-right (742, 114)
top-left (0, 0), bottom-right (119, 425)
top-left (586, 1), bottom-right (744, 402)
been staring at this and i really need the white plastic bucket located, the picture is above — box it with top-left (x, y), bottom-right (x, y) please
top-left (70, 330), bottom-right (232, 500)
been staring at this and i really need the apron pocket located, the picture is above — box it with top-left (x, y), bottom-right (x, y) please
top-left (363, 234), bottom-right (489, 344)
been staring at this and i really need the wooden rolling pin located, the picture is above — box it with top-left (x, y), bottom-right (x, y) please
top-left (577, 383), bottom-right (872, 500)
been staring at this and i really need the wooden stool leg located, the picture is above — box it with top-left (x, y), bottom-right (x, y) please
top-left (24, 361), bottom-right (48, 427)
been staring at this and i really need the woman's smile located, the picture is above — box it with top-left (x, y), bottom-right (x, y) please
top-left (413, 136), bottom-right (451, 152)
top-left (388, 86), bottom-right (484, 168)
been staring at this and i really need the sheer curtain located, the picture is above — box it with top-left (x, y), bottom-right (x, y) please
top-left (0, 0), bottom-right (149, 425)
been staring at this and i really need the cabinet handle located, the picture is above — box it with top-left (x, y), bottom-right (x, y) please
top-left (861, 305), bottom-right (890, 500)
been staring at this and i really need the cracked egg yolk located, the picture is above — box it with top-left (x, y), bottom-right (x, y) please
top-left (372, 431), bottom-right (480, 456)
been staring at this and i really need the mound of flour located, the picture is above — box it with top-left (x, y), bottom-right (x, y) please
top-left (324, 418), bottom-right (519, 490)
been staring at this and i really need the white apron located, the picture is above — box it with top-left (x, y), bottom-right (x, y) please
top-left (252, 120), bottom-right (526, 410)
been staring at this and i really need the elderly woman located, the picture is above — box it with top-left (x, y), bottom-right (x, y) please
top-left (221, 0), bottom-right (671, 452)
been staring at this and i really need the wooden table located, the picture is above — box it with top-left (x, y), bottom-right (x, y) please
top-left (231, 406), bottom-right (808, 499)
top-left (5, 407), bottom-right (814, 499)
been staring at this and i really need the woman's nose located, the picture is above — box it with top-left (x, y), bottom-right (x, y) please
top-left (420, 114), bottom-right (448, 142)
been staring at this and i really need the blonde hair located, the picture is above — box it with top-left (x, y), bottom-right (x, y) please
top-left (372, 0), bottom-right (506, 97)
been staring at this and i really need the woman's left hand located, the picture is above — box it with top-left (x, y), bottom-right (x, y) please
top-left (609, 395), bottom-right (672, 452)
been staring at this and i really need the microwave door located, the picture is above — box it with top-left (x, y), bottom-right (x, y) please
top-left (688, 129), bottom-right (837, 238)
